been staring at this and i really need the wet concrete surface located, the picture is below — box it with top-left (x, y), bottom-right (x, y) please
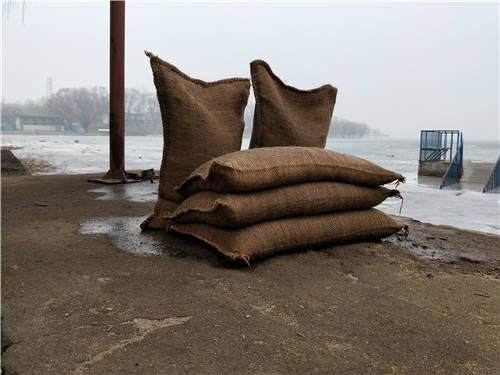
top-left (83, 180), bottom-right (500, 269)
top-left (88, 182), bottom-right (158, 203)
top-left (2, 173), bottom-right (500, 375)
top-left (80, 217), bottom-right (163, 256)
top-left (79, 216), bottom-right (220, 261)
top-left (389, 217), bottom-right (500, 274)
top-left (84, 177), bottom-right (499, 267)
top-left (79, 213), bottom-right (500, 272)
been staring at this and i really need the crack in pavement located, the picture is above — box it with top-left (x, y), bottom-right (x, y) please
top-left (71, 316), bottom-right (192, 375)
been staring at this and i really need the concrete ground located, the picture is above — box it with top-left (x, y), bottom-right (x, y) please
top-left (2, 174), bottom-right (500, 375)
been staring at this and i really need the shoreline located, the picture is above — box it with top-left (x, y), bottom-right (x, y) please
top-left (2, 171), bottom-right (499, 239)
top-left (2, 135), bottom-right (499, 236)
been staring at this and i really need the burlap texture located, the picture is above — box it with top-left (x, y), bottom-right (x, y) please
top-left (142, 51), bottom-right (250, 230)
top-left (176, 147), bottom-right (405, 197)
top-left (170, 182), bottom-right (399, 227)
top-left (249, 60), bottom-right (337, 148)
top-left (140, 197), bottom-right (179, 230)
top-left (169, 209), bottom-right (407, 262)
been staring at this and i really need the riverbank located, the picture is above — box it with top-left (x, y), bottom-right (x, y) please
top-left (2, 135), bottom-right (499, 235)
top-left (2, 173), bottom-right (499, 374)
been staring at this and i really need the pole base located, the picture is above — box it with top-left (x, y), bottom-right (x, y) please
top-left (89, 168), bottom-right (156, 185)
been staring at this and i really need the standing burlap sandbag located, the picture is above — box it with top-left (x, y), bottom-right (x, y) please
top-left (249, 60), bottom-right (337, 148)
top-left (169, 182), bottom-right (400, 227)
top-left (169, 209), bottom-right (407, 263)
top-left (141, 52), bottom-right (250, 230)
top-left (176, 147), bottom-right (405, 197)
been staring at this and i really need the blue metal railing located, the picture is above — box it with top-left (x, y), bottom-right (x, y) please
top-left (420, 130), bottom-right (460, 162)
top-left (440, 133), bottom-right (463, 189)
top-left (482, 155), bottom-right (500, 193)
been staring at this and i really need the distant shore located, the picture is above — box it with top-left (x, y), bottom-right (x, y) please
top-left (1, 130), bottom-right (392, 139)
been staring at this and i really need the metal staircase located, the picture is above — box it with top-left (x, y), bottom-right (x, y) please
top-left (482, 156), bottom-right (500, 193)
top-left (439, 133), bottom-right (463, 189)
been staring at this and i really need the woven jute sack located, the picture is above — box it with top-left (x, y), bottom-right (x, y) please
top-left (141, 52), bottom-right (250, 230)
top-left (249, 60), bottom-right (337, 148)
top-left (169, 209), bottom-right (407, 263)
top-left (176, 147), bottom-right (405, 197)
top-left (169, 182), bottom-right (400, 227)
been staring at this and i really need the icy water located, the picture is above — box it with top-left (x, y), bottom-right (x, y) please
top-left (2, 134), bottom-right (499, 235)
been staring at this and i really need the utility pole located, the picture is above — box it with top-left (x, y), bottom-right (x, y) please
top-left (92, 0), bottom-right (128, 183)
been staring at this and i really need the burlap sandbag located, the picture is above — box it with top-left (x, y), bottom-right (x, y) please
top-left (169, 182), bottom-right (400, 227)
top-left (249, 60), bottom-right (337, 148)
top-left (169, 209), bottom-right (407, 262)
top-left (176, 147), bottom-right (405, 197)
top-left (141, 52), bottom-right (250, 230)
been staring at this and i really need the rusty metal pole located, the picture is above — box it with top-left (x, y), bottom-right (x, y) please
top-left (90, 0), bottom-right (128, 183)
top-left (91, 0), bottom-right (154, 184)
top-left (104, 0), bottom-right (127, 181)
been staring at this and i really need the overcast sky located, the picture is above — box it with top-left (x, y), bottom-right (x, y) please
top-left (2, 1), bottom-right (499, 139)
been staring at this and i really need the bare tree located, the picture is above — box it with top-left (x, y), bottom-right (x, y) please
top-left (46, 87), bottom-right (108, 131)
top-left (125, 88), bottom-right (143, 113)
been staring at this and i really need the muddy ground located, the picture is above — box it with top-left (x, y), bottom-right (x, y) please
top-left (2, 174), bottom-right (500, 374)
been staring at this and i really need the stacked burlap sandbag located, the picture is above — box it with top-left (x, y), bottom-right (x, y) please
top-left (167, 147), bottom-right (407, 263)
top-left (249, 60), bottom-right (337, 148)
top-left (141, 52), bottom-right (250, 230)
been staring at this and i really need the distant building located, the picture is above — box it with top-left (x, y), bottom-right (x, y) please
top-left (68, 123), bottom-right (85, 133)
top-left (125, 112), bottom-right (162, 134)
top-left (16, 115), bottom-right (65, 132)
top-left (1, 123), bottom-right (16, 131)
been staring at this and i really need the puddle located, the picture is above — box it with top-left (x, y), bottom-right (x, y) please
top-left (88, 183), bottom-right (158, 203)
top-left (80, 216), bottom-right (215, 260)
top-left (80, 216), bottom-right (163, 256)
top-left (384, 235), bottom-right (487, 264)
top-left (384, 236), bottom-right (452, 261)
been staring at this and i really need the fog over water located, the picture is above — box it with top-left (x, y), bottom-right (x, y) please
top-left (2, 2), bottom-right (499, 139)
